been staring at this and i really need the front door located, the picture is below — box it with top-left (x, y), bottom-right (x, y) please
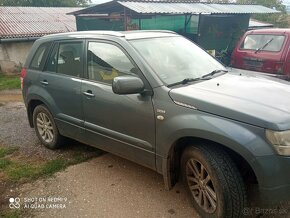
top-left (81, 41), bottom-right (156, 169)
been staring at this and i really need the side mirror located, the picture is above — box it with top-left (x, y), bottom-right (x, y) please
top-left (112, 76), bottom-right (145, 95)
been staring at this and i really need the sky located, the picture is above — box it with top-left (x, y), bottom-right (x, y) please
top-left (91, 0), bottom-right (110, 4)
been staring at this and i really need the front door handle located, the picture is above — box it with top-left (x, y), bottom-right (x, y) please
top-left (83, 90), bottom-right (95, 97)
top-left (40, 80), bottom-right (48, 86)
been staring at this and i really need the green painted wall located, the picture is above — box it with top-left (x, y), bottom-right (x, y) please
top-left (76, 16), bottom-right (124, 31)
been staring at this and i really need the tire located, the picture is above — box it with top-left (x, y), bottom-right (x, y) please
top-left (181, 144), bottom-right (246, 218)
top-left (33, 104), bottom-right (63, 149)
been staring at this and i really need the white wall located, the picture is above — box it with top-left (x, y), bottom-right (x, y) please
top-left (0, 41), bottom-right (34, 74)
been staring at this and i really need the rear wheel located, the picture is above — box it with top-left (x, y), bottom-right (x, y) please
top-left (181, 144), bottom-right (246, 218)
top-left (33, 105), bottom-right (63, 149)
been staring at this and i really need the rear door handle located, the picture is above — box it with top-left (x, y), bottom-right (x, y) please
top-left (83, 90), bottom-right (95, 97)
top-left (40, 80), bottom-right (48, 86)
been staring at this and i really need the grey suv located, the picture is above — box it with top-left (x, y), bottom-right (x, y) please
top-left (22, 31), bottom-right (290, 218)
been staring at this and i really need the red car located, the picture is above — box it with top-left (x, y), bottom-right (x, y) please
top-left (231, 28), bottom-right (290, 80)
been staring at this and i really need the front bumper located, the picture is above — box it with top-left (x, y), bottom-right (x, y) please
top-left (255, 155), bottom-right (290, 205)
top-left (259, 184), bottom-right (290, 204)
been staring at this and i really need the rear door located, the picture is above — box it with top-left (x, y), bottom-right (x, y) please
top-left (81, 40), bottom-right (156, 169)
top-left (40, 40), bottom-right (85, 140)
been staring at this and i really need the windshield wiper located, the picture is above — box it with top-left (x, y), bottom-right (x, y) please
top-left (255, 38), bottom-right (274, 53)
top-left (168, 77), bottom-right (207, 87)
top-left (201, 69), bottom-right (228, 79)
top-left (168, 70), bottom-right (228, 87)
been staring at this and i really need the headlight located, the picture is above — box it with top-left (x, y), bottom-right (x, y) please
top-left (266, 130), bottom-right (290, 156)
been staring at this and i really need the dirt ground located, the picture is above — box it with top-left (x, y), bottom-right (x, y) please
top-left (15, 154), bottom-right (199, 218)
top-left (1, 91), bottom-right (290, 218)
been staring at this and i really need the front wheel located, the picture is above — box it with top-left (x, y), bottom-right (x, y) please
top-left (181, 145), bottom-right (246, 218)
top-left (33, 105), bottom-right (63, 149)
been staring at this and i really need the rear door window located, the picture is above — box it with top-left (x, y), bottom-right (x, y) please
top-left (30, 43), bottom-right (51, 70)
top-left (241, 34), bottom-right (285, 52)
top-left (45, 41), bottom-right (84, 78)
top-left (45, 43), bottom-right (58, 73)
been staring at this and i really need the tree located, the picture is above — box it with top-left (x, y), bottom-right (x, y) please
top-left (0, 0), bottom-right (91, 7)
top-left (236, 0), bottom-right (288, 27)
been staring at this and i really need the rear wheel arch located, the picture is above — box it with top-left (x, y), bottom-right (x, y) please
top-left (27, 98), bottom-right (52, 128)
top-left (32, 104), bottom-right (64, 149)
top-left (27, 99), bottom-right (50, 127)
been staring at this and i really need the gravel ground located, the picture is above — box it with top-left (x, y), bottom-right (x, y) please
top-left (0, 90), bottom-right (49, 158)
top-left (0, 101), bottom-right (39, 149)
top-left (0, 94), bottom-right (98, 161)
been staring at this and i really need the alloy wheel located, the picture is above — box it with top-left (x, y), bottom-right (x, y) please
top-left (36, 112), bottom-right (54, 143)
top-left (186, 158), bottom-right (217, 213)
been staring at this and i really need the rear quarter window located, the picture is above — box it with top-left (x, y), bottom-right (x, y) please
top-left (240, 34), bottom-right (285, 52)
top-left (29, 42), bottom-right (51, 70)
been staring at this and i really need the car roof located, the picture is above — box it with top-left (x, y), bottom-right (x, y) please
top-left (40, 30), bottom-right (178, 42)
top-left (247, 28), bottom-right (290, 35)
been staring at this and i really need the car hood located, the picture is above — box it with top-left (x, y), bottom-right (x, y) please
top-left (169, 72), bottom-right (290, 130)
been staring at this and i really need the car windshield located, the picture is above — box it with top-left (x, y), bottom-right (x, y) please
top-left (241, 34), bottom-right (285, 52)
top-left (130, 36), bottom-right (226, 86)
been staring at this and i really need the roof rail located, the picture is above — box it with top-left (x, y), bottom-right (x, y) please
top-left (125, 30), bottom-right (177, 34)
top-left (42, 31), bottom-right (125, 39)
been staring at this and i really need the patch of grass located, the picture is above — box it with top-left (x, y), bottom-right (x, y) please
top-left (40, 159), bottom-right (67, 176)
top-left (6, 160), bottom-right (67, 182)
top-left (7, 164), bottom-right (39, 182)
top-left (0, 210), bottom-right (21, 218)
top-left (0, 144), bottom-right (102, 191)
top-left (0, 74), bottom-right (21, 90)
top-left (0, 145), bottom-right (102, 218)
top-left (0, 158), bottom-right (12, 169)
top-left (0, 147), bottom-right (18, 158)
top-left (5, 153), bottom-right (98, 182)
top-left (71, 152), bottom-right (92, 163)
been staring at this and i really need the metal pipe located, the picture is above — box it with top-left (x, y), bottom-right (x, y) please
top-left (124, 7), bottom-right (127, 31)
top-left (184, 14), bottom-right (187, 33)
top-left (139, 18), bottom-right (141, 30)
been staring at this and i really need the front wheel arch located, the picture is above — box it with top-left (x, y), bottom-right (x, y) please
top-left (165, 137), bottom-right (258, 190)
top-left (181, 144), bottom-right (247, 217)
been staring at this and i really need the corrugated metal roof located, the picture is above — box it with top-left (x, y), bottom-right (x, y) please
top-left (117, 1), bottom-right (279, 14)
top-left (0, 7), bottom-right (82, 39)
top-left (249, 19), bottom-right (273, 28)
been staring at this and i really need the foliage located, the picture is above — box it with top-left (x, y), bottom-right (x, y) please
top-left (237, 0), bottom-right (289, 27)
top-left (0, 0), bottom-right (91, 7)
